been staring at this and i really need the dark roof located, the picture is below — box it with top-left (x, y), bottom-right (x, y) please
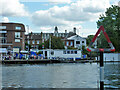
top-left (25, 33), bottom-right (42, 40)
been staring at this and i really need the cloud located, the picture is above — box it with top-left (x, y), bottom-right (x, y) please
top-left (31, 0), bottom-right (110, 27)
top-left (48, 0), bottom-right (71, 4)
top-left (0, 0), bottom-right (28, 17)
top-left (1, 17), bottom-right (9, 22)
top-left (31, 10), bottom-right (70, 26)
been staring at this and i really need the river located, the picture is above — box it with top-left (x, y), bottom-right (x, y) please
top-left (1, 62), bottom-right (120, 89)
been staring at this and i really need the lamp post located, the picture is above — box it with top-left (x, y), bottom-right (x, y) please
top-left (26, 25), bottom-right (29, 51)
top-left (49, 34), bottom-right (51, 59)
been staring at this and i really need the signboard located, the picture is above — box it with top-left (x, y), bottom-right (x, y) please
top-left (87, 26), bottom-right (115, 52)
top-left (13, 48), bottom-right (19, 53)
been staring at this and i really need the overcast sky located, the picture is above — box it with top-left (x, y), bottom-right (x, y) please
top-left (0, 0), bottom-right (119, 37)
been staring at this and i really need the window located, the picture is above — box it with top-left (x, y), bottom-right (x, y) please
top-left (66, 41), bottom-right (69, 46)
top-left (74, 51), bottom-right (77, 54)
top-left (51, 51), bottom-right (54, 55)
top-left (32, 40), bottom-right (35, 44)
top-left (71, 51), bottom-right (73, 54)
top-left (67, 51), bottom-right (70, 54)
top-left (76, 41), bottom-right (80, 44)
top-left (70, 41), bottom-right (73, 46)
top-left (15, 26), bottom-right (21, 30)
top-left (0, 26), bottom-right (6, 29)
top-left (15, 32), bottom-right (20, 42)
top-left (37, 40), bottom-right (39, 44)
top-left (15, 32), bottom-right (20, 38)
top-left (82, 41), bottom-right (84, 43)
top-left (1, 39), bottom-right (6, 43)
top-left (63, 51), bottom-right (66, 54)
top-left (15, 39), bottom-right (20, 42)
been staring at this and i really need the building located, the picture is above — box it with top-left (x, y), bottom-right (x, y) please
top-left (25, 32), bottom-right (42, 49)
top-left (64, 35), bottom-right (86, 49)
top-left (0, 22), bottom-right (25, 54)
top-left (25, 26), bottom-right (77, 49)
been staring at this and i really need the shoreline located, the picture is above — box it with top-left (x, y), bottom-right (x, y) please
top-left (1, 59), bottom-right (120, 64)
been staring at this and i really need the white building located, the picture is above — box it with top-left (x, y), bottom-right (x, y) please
top-left (39, 49), bottom-right (82, 60)
top-left (65, 35), bottom-right (86, 49)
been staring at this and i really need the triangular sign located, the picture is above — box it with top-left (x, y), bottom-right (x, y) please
top-left (87, 26), bottom-right (115, 52)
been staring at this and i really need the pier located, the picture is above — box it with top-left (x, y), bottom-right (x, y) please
top-left (1, 59), bottom-right (99, 64)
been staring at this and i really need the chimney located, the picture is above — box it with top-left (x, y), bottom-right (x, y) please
top-left (65, 30), bottom-right (67, 33)
top-left (73, 27), bottom-right (76, 34)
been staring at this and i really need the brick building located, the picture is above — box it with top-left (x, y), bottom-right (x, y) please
top-left (25, 26), bottom-right (77, 49)
top-left (0, 22), bottom-right (25, 53)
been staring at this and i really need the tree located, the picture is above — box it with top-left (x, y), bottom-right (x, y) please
top-left (44, 36), bottom-right (65, 49)
top-left (86, 35), bottom-right (94, 46)
top-left (82, 45), bottom-right (88, 54)
top-left (97, 5), bottom-right (120, 52)
top-left (25, 42), bottom-right (31, 51)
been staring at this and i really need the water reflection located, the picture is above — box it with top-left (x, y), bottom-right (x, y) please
top-left (2, 62), bottom-right (120, 88)
top-left (104, 62), bottom-right (120, 88)
top-left (2, 63), bottom-right (99, 88)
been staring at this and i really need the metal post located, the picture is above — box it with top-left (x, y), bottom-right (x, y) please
top-left (49, 35), bottom-right (51, 59)
top-left (26, 25), bottom-right (29, 51)
top-left (100, 51), bottom-right (104, 90)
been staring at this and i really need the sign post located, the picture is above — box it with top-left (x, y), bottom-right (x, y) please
top-left (100, 51), bottom-right (104, 90)
top-left (87, 26), bottom-right (115, 89)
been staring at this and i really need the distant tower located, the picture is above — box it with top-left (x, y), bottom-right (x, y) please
top-left (54, 26), bottom-right (58, 33)
top-left (73, 27), bottom-right (76, 34)
top-left (65, 30), bottom-right (67, 33)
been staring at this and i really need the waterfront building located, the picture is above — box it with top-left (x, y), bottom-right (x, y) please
top-left (25, 26), bottom-right (77, 49)
top-left (0, 22), bottom-right (25, 55)
top-left (64, 35), bottom-right (86, 49)
top-left (25, 32), bottom-right (42, 49)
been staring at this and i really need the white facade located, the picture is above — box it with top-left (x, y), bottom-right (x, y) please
top-left (67, 35), bottom-right (86, 49)
top-left (104, 53), bottom-right (120, 61)
top-left (40, 49), bottom-right (82, 59)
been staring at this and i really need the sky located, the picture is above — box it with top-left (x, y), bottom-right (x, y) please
top-left (0, 0), bottom-right (120, 37)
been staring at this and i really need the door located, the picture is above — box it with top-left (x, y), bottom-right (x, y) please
top-left (45, 51), bottom-right (47, 59)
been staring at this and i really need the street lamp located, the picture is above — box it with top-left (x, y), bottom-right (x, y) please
top-left (26, 25), bottom-right (29, 51)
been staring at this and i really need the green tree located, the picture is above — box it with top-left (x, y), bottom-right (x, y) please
top-left (44, 36), bottom-right (65, 49)
top-left (25, 42), bottom-right (31, 51)
top-left (97, 5), bottom-right (120, 52)
top-left (82, 45), bottom-right (88, 54)
top-left (86, 35), bottom-right (94, 46)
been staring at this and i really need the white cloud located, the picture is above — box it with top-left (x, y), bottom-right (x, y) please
top-left (31, 0), bottom-right (110, 27)
top-left (0, 0), bottom-right (28, 17)
top-left (31, 10), bottom-right (71, 26)
top-left (1, 17), bottom-right (9, 22)
top-left (48, 0), bottom-right (71, 4)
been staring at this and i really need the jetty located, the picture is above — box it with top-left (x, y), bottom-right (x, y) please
top-left (1, 59), bottom-right (98, 64)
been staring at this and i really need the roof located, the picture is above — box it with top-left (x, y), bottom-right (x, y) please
top-left (25, 33), bottom-right (42, 40)
top-left (67, 35), bottom-right (86, 40)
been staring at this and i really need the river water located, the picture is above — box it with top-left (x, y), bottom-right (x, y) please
top-left (1, 62), bottom-right (120, 89)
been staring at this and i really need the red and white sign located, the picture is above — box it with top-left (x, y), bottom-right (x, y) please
top-left (87, 26), bottom-right (115, 52)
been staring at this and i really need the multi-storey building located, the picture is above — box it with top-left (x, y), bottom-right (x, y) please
top-left (64, 35), bottom-right (86, 49)
top-left (25, 26), bottom-right (77, 49)
top-left (0, 22), bottom-right (25, 54)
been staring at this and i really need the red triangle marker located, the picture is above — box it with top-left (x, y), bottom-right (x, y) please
top-left (87, 26), bottom-right (115, 52)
